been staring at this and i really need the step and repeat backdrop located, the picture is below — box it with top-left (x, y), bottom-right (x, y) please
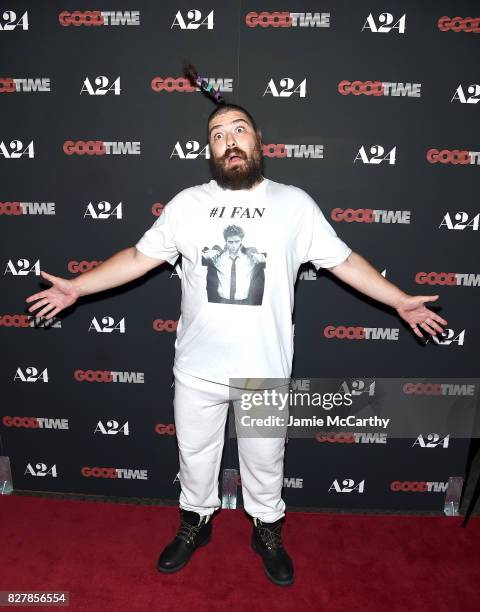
top-left (1, 1), bottom-right (479, 512)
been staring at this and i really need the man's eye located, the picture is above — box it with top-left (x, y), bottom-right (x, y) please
top-left (213, 133), bottom-right (222, 140)
top-left (236, 126), bottom-right (245, 133)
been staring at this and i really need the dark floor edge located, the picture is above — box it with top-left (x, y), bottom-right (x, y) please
top-left (8, 489), bottom-right (460, 517)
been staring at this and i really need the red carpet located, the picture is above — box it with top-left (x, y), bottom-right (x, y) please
top-left (0, 495), bottom-right (479, 611)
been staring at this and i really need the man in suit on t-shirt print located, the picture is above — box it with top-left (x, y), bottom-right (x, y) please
top-left (201, 224), bottom-right (266, 305)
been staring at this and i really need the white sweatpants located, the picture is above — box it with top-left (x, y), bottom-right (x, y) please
top-left (173, 366), bottom-right (289, 523)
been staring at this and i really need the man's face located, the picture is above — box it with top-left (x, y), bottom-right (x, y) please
top-left (208, 109), bottom-right (264, 190)
top-left (226, 235), bottom-right (242, 256)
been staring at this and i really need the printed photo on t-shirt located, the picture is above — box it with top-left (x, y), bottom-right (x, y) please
top-left (201, 224), bottom-right (267, 305)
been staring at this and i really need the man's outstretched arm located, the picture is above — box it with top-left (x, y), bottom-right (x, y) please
top-left (25, 247), bottom-right (165, 320)
top-left (328, 251), bottom-right (448, 339)
top-left (69, 247), bottom-right (163, 296)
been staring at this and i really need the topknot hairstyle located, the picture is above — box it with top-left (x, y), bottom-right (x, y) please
top-left (183, 61), bottom-right (260, 136)
top-left (183, 61), bottom-right (225, 104)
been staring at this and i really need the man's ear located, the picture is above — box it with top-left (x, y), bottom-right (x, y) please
top-left (257, 129), bottom-right (262, 143)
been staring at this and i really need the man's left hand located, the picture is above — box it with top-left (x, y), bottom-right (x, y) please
top-left (395, 294), bottom-right (448, 339)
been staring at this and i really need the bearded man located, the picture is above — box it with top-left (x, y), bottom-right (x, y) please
top-left (25, 83), bottom-right (447, 587)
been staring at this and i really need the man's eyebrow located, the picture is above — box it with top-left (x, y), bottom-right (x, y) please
top-left (209, 118), bottom-right (250, 136)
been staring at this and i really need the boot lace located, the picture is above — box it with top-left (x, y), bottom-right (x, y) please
top-left (256, 521), bottom-right (283, 551)
top-left (177, 519), bottom-right (203, 545)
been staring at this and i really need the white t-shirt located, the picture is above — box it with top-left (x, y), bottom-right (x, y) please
top-left (135, 177), bottom-right (352, 386)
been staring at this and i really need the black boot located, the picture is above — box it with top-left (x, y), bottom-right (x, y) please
top-left (252, 517), bottom-right (294, 586)
top-left (157, 509), bottom-right (212, 573)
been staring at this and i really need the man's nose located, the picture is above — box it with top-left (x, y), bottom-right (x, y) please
top-left (226, 132), bottom-right (237, 148)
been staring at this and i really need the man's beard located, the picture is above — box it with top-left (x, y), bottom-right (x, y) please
top-left (209, 140), bottom-right (264, 190)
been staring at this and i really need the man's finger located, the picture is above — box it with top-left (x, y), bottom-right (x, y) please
top-left (431, 312), bottom-right (448, 326)
top-left (27, 297), bottom-right (49, 312)
top-left (411, 324), bottom-right (424, 339)
top-left (421, 295), bottom-right (439, 303)
top-left (45, 307), bottom-right (61, 320)
top-left (420, 321), bottom-right (437, 335)
top-left (37, 303), bottom-right (55, 318)
top-left (424, 308), bottom-right (448, 327)
top-left (425, 319), bottom-right (444, 334)
top-left (40, 270), bottom-right (55, 283)
top-left (26, 292), bottom-right (43, 303)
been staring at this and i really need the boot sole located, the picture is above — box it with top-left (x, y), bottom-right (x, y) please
top-left (157, 533), bottom-right (211, 574)
top-left (251, 537), bottom-right (294, 586)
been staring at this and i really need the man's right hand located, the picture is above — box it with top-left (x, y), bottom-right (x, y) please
top-left (24, 247), bottom-right (166, 320)
top-left (25, 270), bottom-right (80, 320)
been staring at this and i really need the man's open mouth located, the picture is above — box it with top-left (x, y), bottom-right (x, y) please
top-left (227, 153), bottom-right (244, 165)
